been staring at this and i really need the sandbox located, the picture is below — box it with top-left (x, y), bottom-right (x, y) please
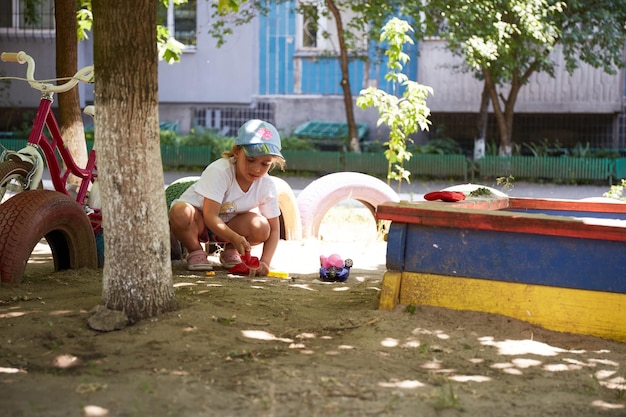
top-left (376, 192), bottom-right (626, 342)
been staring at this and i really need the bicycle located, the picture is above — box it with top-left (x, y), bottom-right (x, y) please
top-left (0, 51), bottom-right (101, 283)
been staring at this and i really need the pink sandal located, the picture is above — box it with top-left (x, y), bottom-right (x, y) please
top-left (187, 249), bottom-right (213, 271)
top-left (220, 248), bottom-right (242, 268)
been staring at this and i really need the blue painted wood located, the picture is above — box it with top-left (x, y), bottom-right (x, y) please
top-left (385, 222), bottom-right (407, 271)
top-left (401, 224), bottom-right (626, 294)
top-left (506, 209), bottom-right (626, 220)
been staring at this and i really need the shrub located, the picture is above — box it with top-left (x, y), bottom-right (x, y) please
top-left (179, 128), bottom-right (234, 161)
top-left (412, 137), bottom-right (463, 155)
top-left (281, 135), bottom-right (315, 150)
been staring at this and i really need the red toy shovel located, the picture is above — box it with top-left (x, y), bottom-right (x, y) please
top-left (228, 251), bottom-right (260, 277)
top-left (424, 191), bottom-right (466, 202)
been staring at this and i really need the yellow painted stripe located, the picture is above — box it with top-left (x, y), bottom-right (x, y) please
top-left (379, 271), bottom-right (402, 311)
top-left (393, 272), bottom-right (626, 342)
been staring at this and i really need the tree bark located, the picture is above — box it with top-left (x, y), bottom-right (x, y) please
top-left (326, 0), bottom-right (361, 153)
top-left (92, 0), bottom-right (176, 322)
top-left (483, 68), bottom-right (512, 156)
top-left (474, 82), bottom-right (490, 160)
top-left (55, 0), bottom-right (87, 188)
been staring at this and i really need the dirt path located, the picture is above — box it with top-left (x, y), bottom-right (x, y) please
top-left (1, 206), bottom-right (625, 417)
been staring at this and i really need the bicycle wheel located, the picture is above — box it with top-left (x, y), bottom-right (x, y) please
top-left (0, 159), bottom-right (35, 204)
top-left (0, 189), bottom-right (98, 284)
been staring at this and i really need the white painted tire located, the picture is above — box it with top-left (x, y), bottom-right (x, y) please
top-left (271, 176), bottom-right (302, 240)
top-left (297, 172), bottom-right (400, 239)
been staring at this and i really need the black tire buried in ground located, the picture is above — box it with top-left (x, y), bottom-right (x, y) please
top-left (0, 190), bottom-right (98, 284)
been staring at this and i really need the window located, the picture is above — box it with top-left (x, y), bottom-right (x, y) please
top-left (158, 0), bottom-right (197, 49)
top-left (296, 1), bottom-right (367, 54)
top-left (301, 3), bottom-right (319, 48)
top-left (0, 0), bottom-right (55, 30)
top-left (297, 0), bottom-right (331, 52)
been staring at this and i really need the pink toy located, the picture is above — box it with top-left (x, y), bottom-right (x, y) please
top-left (319, 254), bottom-right (353, 282)
top-left (320, 254), bottom-right (344, 269)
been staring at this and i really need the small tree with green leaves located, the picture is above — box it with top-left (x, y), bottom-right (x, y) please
top-left (357, 18), bottom-right (432, 191)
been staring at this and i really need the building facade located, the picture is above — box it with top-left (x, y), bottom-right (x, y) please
top-left (1, 0), bottom-right (624, 151)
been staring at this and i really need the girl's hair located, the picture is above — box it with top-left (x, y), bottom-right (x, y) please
top-left (222, 145), bottom-right (286, 171)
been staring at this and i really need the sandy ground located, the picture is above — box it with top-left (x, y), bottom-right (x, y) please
top-left (1, 202), bottom-right (626, 417)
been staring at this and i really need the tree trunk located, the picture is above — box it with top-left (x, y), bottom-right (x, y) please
top-left (474, 82), bottom-right (490, 160)
top-left (326, 0), bottom-right (361, 153)
top-left (55, 0), bottom-right (87, 188)
top-left (483, 68), bottom-right (514, 156)
top-left (92, 0), bottom-right (176, 322)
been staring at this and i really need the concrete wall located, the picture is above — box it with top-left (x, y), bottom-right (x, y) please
top-left (418, 40), bottom-right (624, 114)
top-left (0, 36), bottom-right (94, 109)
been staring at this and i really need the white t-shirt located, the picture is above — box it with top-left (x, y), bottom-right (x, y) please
top-left (173, 157), bottom-right (280, 223)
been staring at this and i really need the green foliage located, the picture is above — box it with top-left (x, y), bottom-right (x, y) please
top-left (280, 135), bottom-right (315, 151)
top-left (468, 187), bottom-right (492, 197)
top-left (159, 129), bottom-right (180, 146)
top-left (76, 0), bottom-right (185, 63)
top-left (496, 175), bottom-right (515, 192)
top-left (77, 1), bottom-right (93, 41)
top-left (604, 179), bottom-right (626, 202)
top-left (522, 140), bottom-right (621, 159)
top-left (357, 18), bottom-right (433, 192)
top-left (434, 383), bottom-right (461, 410)
top-left (179, 129), bottom-right (235, 161)
top-left (421, 0), bottom-right (626, 155)
top-left (412, 138), bottom-right (463, 155)
top-left (523, 139), bottom-right (566, 157)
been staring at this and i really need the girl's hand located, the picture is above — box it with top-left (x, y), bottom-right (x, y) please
top-left (256, 261), bottom-right (270, 276)
top-left (231, 235), bottom-right (250, 255)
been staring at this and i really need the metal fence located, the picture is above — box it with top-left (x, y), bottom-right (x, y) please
top-left (2, 139), bottom-right (626, 183)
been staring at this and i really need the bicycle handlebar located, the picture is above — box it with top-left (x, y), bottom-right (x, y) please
top-left (1, 50), bottom-right (94, 94)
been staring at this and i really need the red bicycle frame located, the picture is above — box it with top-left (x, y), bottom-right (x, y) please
top-left (28, 94), bottom-right (102, 233)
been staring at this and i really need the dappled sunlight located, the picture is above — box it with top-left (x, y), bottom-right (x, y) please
top-left (421, 360), bottom-right (442, 370)
top-left (543, 363), bottom-right (580, 372)
top-left (595, 371), bottom-right (626, 390)
top-left (368, 325), bottom-right (626, 407)
top-left (0, 367), bottom-right (26, 374)
top-left (381, 337), bottom-right (399, 347)
top-left (49, 310), bottom-right (74, 316)
top-left (289, 283), bottom-right (318, 291)
top-left (448, 375), bottom-right (491, 382)
top-left (479, 337), bottom-right (566, 356)
top-left (511, 358), bottom-right (542, 368)
top-left (241, 328), bottom-right (360, 357)
top-left (0, 310), bottom-right (29, 319)
top-left (592, 400), bottom-right (625, 410)
top-left (241, 330), bottom-right (293, 343)
top-left (173, 282), bottom-right (197, 288)
top-left (378, 379), bottom-right (425, 389)
top-left (332, 286), bottom-right (350, 292)
top-left (401, 338), bottom-right (421, 348)
top-left (412, 327), bottom-right (450, 340)
top-left (53, 354), bottom-right (82, 369)
top-left (83, 405), bottom-right (110, 417)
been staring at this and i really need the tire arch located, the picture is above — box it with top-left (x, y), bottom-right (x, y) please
top-left (270, 176), bottom-right (302, 240)
top-left (0, 190), bottom-right (97, 284)
top-left (297, 172), bottom-right (400, 239)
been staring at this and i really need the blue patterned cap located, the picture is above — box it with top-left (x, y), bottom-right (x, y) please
top-left (235, 119), bottom-right (283, 159)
